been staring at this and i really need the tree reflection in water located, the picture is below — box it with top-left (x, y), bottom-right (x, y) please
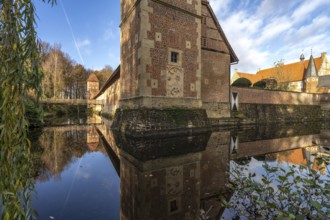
top-left (32, 126), bottom-right (102, 182)
top-left (3, 119), bottom-right (330, 220)
top-left (0, 132), bottom-right (36, 220)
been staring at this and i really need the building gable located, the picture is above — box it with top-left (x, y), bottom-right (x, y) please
top-left (201, 0), bottom-right (238, 63)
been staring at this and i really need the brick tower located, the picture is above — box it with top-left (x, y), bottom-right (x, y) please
top-left (120, 0), bottom-right (203, 108)
top-left (116, 0), bottom-right (238, 133)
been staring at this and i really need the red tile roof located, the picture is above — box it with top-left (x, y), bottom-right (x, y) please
top-left (235, 56), bottom-right (322, 84)
top-left (87, 73), bottom-right (99, 82)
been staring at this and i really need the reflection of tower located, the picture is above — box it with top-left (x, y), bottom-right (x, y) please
top-left (120, 153), bottom-right (200, 219)
top-left (120, 153), bottom-right (202, 220)
top-left (117, 131), bottom-right (231, 220)
top-left (200, 132), bottom-right (230, 219)
top-left (87, 126), bottom-right (99, 151)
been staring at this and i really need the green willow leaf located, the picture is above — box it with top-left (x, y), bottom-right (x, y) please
top-left (0, 0), bottom-right (56, 219)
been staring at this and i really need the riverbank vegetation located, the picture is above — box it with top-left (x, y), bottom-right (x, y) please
top-left (221, 155), bottom-right (330, 219)
top-left (0, 1), bottom-right (57, 219)
top-left (39, 42), bottom-right (112, 99)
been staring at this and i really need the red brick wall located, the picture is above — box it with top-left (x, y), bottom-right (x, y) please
top-left (147, 0), bottom-right (201, 98)
top-left (201, 3), bottom-right (231, 103)
top-left (118, 0), bottom-right (233, 113)
top-left (120, 0), bottom-right (140, 99)
top-left (231, 87), bottom-right (322, 105)
top-left (160, 0), bottom-right (200, 14)
top-left (201, 51), bottom-right (230, 102)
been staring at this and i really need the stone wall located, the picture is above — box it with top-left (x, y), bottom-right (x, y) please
top-left (237, 104), bottom-right (322, 123)
top-left (111, 108), bottom-right (209, 137)
top-left (231, 87), bottom-right (330, 123)
top-left (202, 102), bottom-right (230, 118)
top-left (200, 2), bottom-right (233, 117)
top-left (231, 87), bottom-right (321, 105)
top-left (87, 81), bottom-right (99, 99)
top-left (96, 79), bottom-right (120, 115)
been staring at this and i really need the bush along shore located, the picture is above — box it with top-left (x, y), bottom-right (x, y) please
top-left (26, 99), bottom-right (90, 127)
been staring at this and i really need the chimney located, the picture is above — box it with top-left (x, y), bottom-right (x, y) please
top-left (321, 52), bottom-right (327, 60)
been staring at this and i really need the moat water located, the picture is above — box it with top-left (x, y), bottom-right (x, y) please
top-left (1, 117), bottom-right (330, 219)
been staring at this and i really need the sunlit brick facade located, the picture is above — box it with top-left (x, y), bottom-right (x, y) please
top-left (118, 0), bottom-right (238, 117)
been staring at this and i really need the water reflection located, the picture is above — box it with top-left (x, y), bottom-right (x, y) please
top-left (30, 124), bottom-right (120, 220)
top-left (1, 120), bottom-right (329, 219)
top-left (97, 121), bottom-right (330, 219)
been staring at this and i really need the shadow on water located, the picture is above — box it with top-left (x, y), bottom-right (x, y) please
top-left (1, 118), bottom-right (330, 219)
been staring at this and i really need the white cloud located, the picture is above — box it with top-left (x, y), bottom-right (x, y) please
top-left (292, 0), bottom-right (330, 23)
top-left (212, 0), bottom-right (330, 74)
top-left (256, 17), bottom-right (292, 46)
top-left (286, 16), bottom-right (330, 43)
top-left (76, 38), bottom-right (91, 55)
top-left (209, 0), bottom-right (232, 15)
top-left (76, 38), bottom-right (91, 49)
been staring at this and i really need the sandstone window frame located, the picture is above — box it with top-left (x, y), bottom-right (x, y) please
top-left (171, 52), bottom-right (179, 63)
top-left (168, 48), bottom-right (182, 66)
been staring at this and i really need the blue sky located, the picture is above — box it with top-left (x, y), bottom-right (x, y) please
top-left (34, 0), bottom-right (121, 70)
top-left (210, 0), bottom-right (330, 73)
top-left (34, 0), bottom-right (330, 73)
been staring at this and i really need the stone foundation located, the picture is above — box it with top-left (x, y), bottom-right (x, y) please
top-left (111, 108), bottom-right (211, 137)
top-left (234, 103), bottom-right (323, 124)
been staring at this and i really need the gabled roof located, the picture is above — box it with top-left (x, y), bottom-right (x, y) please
top-left (233, 56), bottom-right (322, 84)
top-left (235, 72), bottom-right (262, 84)
top-left (87, 73), bottom-right (99, 82)
top-left (257, 57), bottom-right (322, 83)
top-left (202, 0), bottom-right (239, 63)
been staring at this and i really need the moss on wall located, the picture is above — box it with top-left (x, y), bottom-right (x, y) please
top-left (111, 108), bottom-right (210, 137)
top-left (236, 104), bottom-right (323, 124)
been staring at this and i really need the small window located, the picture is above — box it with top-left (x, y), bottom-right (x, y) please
top-left (168, 49), bottom-right (182, 66)
top-left (171, 52), bottom-right (179, 63)
top-left (170, 200), bottom-right (178, 212)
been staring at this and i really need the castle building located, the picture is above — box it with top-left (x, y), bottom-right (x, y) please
top-left (231, 52), bottom-right (330, 93)
top-left (93, 0), bottom-right (238, 133)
